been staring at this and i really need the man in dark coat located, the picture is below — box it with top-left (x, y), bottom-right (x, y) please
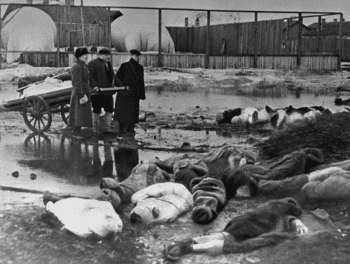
top-left (68, 47), bottom-right (92, 131)
top-left (114, 49), bottom-right (146, 135)
top-left (88, 48), bottom-right (116, 133)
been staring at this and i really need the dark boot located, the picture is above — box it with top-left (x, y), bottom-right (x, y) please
top-left (126, 123), bottom-right (135, 136)
top-left (118, 122), bottom-right (125, 135)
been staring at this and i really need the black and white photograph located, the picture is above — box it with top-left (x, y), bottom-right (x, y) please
top-left (1, 0), bottom-right (350, 263)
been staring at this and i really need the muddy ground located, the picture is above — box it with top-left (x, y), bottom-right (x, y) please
top-left (1, 67), bottom-right (350, 264)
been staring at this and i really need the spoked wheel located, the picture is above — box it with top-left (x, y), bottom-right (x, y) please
top-left (22, 96), bottom-right (52, 133)
top-left (60, 103), bottom-right (70, 125)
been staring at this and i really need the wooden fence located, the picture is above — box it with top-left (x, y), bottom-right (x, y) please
top-left (18, 51), bottom-right (338, 70)
top-left (167, 20), bottom-right (287, 56)
top-left (57, 23), bottom-right (109, 48)
top-left (167, 20), bottom-right (350, 62)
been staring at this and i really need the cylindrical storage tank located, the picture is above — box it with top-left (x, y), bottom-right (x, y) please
top-left (111, 9), bottom-right (175, 53)
top-left (1, 7), bottom-right (57, 63)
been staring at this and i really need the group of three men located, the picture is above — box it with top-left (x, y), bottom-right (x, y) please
top-left (88, 48), bottom-right (146, 135)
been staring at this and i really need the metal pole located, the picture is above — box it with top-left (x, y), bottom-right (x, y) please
top-left (81, 0), bottom-right (85, 46)
top-left (297, 12), bottom-right (302, 68)
top-left (108, 7), bottom-right (112, 49)
top-left (158, 9), bottom-right (162, 67)
top-left (56, 5), bottom-right (60, 67)
top-left (108, 7), bottom-right (112, 66)
top-left (338, 13), bottom-right (343, 71)
top-left (254, 12), bottom-right (258, 68)
top-left (66, 0), bottom-right (70, 49)
top-left (205, 10), bottom-right (210, 69)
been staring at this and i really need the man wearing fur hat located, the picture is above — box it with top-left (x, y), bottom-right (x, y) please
top-left (88, 48), bottom-right (116, 133)
top-left (114, 49), bottom-right (146, 136)
top-left (68, 47), bottom-right (92, 132)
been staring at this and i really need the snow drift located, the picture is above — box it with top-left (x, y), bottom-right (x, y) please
top-left (111, 9), bottom-right (175, 53)
top-left (1, 7), bottom-right (57, 63)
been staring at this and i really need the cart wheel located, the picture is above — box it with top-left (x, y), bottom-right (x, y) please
top-left (60, 103), bottom-right (70, 125)
top-left (23, 96), bottom-right (52, 133)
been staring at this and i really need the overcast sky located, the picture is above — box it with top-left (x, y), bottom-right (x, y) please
top-left (1, 0), bottom-right (349, 25)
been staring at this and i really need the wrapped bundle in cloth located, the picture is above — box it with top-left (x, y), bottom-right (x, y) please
top-left (45, 196), bottom-right (123, 238)
top-left (253, 148), bottom-right (324, 181)
top-left (190, 177), bottom-right (227, 224)
top-left (130, 182), bottom-right (193, 225)
top-left (173, 158), bottom-right (208, 190)
top-left (302, 168), bottom-right (350, 200)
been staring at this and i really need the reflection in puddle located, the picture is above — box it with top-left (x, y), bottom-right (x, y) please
top-left (0, 128), bottom-right (253, 194)
top-left (19, 134), bottom-right (140, 185)
top-left (114, 146), bottom-right (139, 182)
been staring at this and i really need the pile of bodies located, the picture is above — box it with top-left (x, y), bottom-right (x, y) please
top-left (216, 104), bottom-right (350, 129)
top-left (42, 144), bottom-right (350, 260)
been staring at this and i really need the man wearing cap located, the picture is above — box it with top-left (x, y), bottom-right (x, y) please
top-left (114, 49), bottom-right (146, 135)
top-left (88, 48), bottom-right (116, 133)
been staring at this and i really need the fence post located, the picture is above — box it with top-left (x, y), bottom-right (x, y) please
top-left (81, 0), bottom-right (85, 46)
top-left (158, 9), bottom-right (162, 67)
top-left (0, 4), bottom-right (2, 70)
top-left (297, 12), bottom-right (302, 68)
top-left (205, 10), bottom-right (211, 69)
top-left (317, 16), bottom-right (321, 53)
top-left (338, 13), bottom-right (343, 71)
top-left (56, 5), bottom-right (61, 67)
top-left (254, 12), bottom-right (258, 68)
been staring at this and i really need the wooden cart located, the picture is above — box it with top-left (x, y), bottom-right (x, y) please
top-left (2, 86), bottom-right (72, 133)
top-left (1, 74), bottom-right (126, 133)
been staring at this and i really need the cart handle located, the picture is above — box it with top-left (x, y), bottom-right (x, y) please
top-left (91, 87), bottom-right (127, 95)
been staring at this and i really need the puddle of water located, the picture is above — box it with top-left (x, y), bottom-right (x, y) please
top-left (141, 85), bottom-right (338, 113)
top-left (0, 132), bottom-right (175, 195)
top-left (0, 81), bottom-right (339, 113)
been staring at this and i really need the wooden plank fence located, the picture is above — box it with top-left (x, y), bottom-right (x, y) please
top-left (57, 23), bottom-right (109, 48)
top-left (18, 51), bottom-right (339, 70)
top-left (167, 20), bottom-right (350, 62)
top-left (168, 20), bottom-right (286, 56)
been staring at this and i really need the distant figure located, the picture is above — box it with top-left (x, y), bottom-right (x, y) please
top-left (90, 44), bottom-right (97, 53)
top-left (68, 47), bottom-right (92, 132)
top-left (88, 48), bottom-right (116, 134)
top-left (335, 97), bottom-right (350, 106)
top-left (114, 49), bottom-right (146, 136)
top-left (67, 46), bottom-right (74, 52)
